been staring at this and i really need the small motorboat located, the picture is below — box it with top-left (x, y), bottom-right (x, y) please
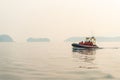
top-left (72, 36), bottom-right (99, 49)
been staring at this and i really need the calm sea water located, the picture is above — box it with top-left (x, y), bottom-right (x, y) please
top-left (0, 42), bottom-right (120, 80)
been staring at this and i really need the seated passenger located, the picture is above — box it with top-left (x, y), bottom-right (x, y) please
top-left (90, 42), bottom-right (93, 46)
top-left (79, 41), bottom-right (83, 45)
top-left (84, 41), bottom-right (88, 45)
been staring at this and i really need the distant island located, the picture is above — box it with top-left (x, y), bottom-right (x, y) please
top-left (96, 37), bottom-right (120, 42)
top-left (0, 34), bottom-right (14, 42)
top-left (65, 37), bottom-right (120, 42)
top-left (27, 37), bottom-right (50, 42)
top-left (65, 37), bottom-right (84, 42)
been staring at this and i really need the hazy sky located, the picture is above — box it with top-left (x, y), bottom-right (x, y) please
top-left (0, 0), bottom-right (120, 41)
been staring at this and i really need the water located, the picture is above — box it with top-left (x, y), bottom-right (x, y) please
top-left (0, 42), bottom-right (120, 80)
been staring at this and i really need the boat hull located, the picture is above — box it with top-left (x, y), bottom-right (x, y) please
top-left (72, 43), bottom-right (99, 49)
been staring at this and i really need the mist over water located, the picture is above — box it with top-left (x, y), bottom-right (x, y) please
top-left (0, 42), bottom-right (120, 80)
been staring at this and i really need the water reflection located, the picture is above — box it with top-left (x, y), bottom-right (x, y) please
top-left (72, 49), bottom-right (97, 69)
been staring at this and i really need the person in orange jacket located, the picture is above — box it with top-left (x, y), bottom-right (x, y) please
top-left (79, 41), bottom-right (83, 45)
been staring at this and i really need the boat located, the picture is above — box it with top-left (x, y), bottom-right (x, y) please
top-left (72, 36), bottom-right (99, 49)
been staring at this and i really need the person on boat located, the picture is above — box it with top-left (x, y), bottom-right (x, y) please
top-left (79, 41), bottom-right (83, 45)
top-left (91, 36), bottom-right (96, 46)
top-left (83, 41), bottom-right (86, 45)
top-left (86, 41), bottom-right (93, 46)
top-left (87, 41), bottom-right (90, 45)
top-left (89, 41), bottom-right (93, 46)
top-left (83, 37), bottom-right (89, 45)
top-left (84, 41), bottom-right (88, 45)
